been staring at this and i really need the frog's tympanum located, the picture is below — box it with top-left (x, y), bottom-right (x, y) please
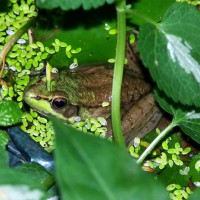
top-left (23, 32), bottom-right (163, 145)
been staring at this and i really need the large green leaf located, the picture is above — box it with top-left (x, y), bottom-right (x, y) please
top-left (53, 118), bottom-right (168, 200)
top-left (0, 168), bottom-right (45, 200)
top-left (154, 89), bottom-right (200, 144)
top-left (36, 0), bottom-right (115, 10)
top-left (0, 100), bottom-right (22, 126)
top-left (128, 0), bottom-right (174, 25)
top-left (138, 3), bottom-right (200, 107)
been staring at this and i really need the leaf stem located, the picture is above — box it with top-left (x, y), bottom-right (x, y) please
top-left (126, 9), bottom-right (157, 26)
top-left (0, 18), bottom-right (35, 78)
top-left (111, 0), bottom-right (126, 149)
top-left (137, 122), bottom-right (177, 165)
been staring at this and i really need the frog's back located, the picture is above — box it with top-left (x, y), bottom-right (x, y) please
top-left (55, 65), bottom-right (151, 107)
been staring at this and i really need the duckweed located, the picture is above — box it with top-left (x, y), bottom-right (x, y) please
top-left (21, 109), bottom-right (55, 152)
top-left (109, 28), bottom-right (117, 35)
top-left (195, 160), bottom-right (200, 172)
top-left (167, 184), bottom-right (192, 200)
top-left (71, 116), bottom-right (108, 139)
top-left (129, 33), bottom-right (135, 44)
top-left (1, 0), bottom-right (83, 152)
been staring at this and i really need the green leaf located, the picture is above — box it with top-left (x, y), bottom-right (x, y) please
top-left (189, 188), bottom-right (200, 200)
top-left (158, 165), bottom-right (190, 187)
top-left (138, 3), bottom-right (200, 107)
top-left (0, 100), bottom-right (22, 126)
top-left (0, 130), bottom-right (9, 148)
top-left (128, 0), bottom-right (174, 25)
top-left (53, 118), bottom-right (168, 200)
top-left (189, 153), bottom-right (200, 183)
top-left (154, 89), bottom-right (186, 121)
top-left (0, 169), bottom-right (44, 200)
top-left (154, 89), bottom-right (200, 144)
top-left (36, 0), bottom-right (115, 10)
top-left (0, 145), bottom-right (9, 168)
top-left (16, 163), bottom-right (54, 190)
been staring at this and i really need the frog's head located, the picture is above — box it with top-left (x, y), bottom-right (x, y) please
top-left (23, 77), bottom-right (78, 121)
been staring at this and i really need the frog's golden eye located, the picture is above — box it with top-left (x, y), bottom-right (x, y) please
top-left (51, 97), bottom-right (67, 109)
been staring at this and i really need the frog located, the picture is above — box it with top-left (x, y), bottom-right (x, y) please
top-left (23, 32), bottom-right (163, 145)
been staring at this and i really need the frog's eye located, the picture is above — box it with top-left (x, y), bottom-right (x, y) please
top-left (51, 97), bottom-right (67, 109)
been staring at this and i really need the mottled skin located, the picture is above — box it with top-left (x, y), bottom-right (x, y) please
top-left (55, 65), bottom-right (151, 106)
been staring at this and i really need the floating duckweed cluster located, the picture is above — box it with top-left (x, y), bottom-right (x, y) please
top-left (0, 0), bottom-right (37, 49)
top-left (71, 117), bottom-right (109, 139)
top-left (141, 137), bottom-right (192, 170)
top-left (0, 75), bottom-right (30, 108)
top-left (129, 133), bottom-right (194, 200)
top-left (21, 109), bottom-right (55, 152)
top-left (20, 111), bottom-right (109, 152)
top-left (0, 0), bottom-right (82, 104)
top-left (0, 0), bottom-right (37, 104)
top-left (0, 0), bottom-right (83, 150)
top-left (166, 184), bottom-right (192, 200)
top-left (129, 137), bottom-right (141, 159)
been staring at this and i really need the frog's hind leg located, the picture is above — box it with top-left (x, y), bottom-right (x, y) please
top-left (121, 93), bottom-right (163, 146)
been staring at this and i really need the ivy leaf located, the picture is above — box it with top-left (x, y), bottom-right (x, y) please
top-left (0, 100), bottom-right (22, 126)
top-left (36, 0), bottom-right (115, 10)
top-left (138, 3), bottom-right (200, 107)
top-left (53, 118), bottom-right (168, 200)
top-left (154, 89), bottom-right (200, 144)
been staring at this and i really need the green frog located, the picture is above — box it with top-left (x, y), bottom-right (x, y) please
top-left (23, 64), bottom-right (162, 144)
top-left (23, 32), bottom-right (163, 144)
